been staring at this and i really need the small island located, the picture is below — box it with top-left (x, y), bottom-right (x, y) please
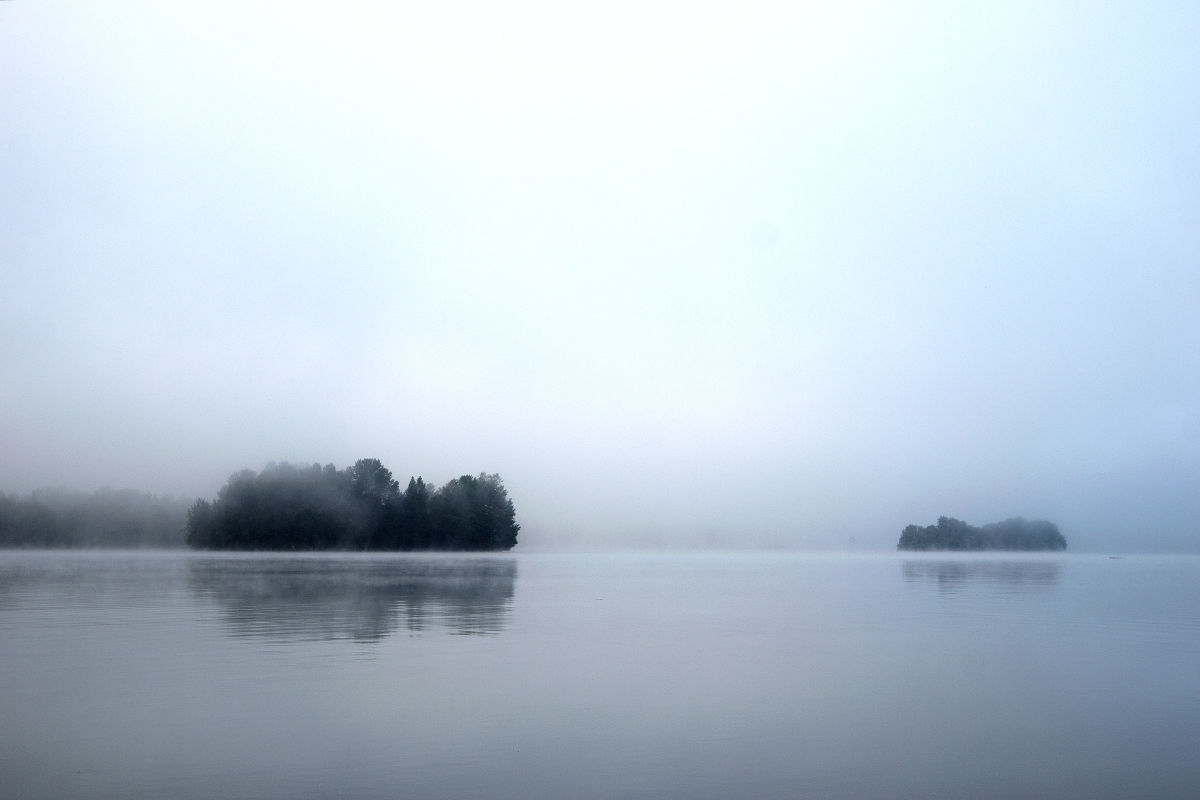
top-left (186, 460), bottom-right (519, 551)
top-left (897, 516), bottom-right (1066, 551)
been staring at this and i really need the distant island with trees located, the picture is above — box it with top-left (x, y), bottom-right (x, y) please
top-left (897, 516), bottom-right (1066, 551)
top-left (0, 460), bottom-right (519, 551)
top-left (186, 460), bottom-right (519, 551)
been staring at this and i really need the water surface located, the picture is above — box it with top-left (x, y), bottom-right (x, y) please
top-left (1, 551), bottom-right (1196, 799)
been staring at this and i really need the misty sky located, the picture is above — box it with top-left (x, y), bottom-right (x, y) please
top-left (1, 1), bottom-right (1197, 551)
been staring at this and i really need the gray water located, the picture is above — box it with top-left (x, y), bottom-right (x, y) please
top-left (0, 552), bottom-right (1196, 800)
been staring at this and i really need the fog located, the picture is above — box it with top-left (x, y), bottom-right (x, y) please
top-left (1, 1), bottom-right (1197, 551)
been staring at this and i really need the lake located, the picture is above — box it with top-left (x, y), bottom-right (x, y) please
top-left (0, 551), bottom-right (1197, 799)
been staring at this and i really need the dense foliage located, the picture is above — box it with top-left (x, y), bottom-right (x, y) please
top-left (0, 488), bottom-right (190, 548)
top-left (897, 516), bottom-right (1066, 551)
top-left (185, 460), bottom-right (520, 551)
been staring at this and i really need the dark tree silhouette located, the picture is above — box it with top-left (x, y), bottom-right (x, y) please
top-left (897, 516), bottom-right (1066, 551)
top-left (185, 461), bottom-right (519, 551)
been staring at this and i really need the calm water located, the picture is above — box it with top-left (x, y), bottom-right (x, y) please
top-left (0, 551), bottom-right (1197, 800)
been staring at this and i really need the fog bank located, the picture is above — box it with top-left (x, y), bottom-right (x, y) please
top-left (1, 1), bottom-right (1197, 551)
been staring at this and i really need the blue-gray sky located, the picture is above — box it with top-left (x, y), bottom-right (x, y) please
top-left (2, 1), bottom-right (1197, 550)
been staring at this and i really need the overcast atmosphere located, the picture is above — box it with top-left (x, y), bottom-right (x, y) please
top-left (1, 1), bottom-right (1197, 551)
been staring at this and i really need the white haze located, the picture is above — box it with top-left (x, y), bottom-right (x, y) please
top-left (1, 1), bottom-right (1197, 551)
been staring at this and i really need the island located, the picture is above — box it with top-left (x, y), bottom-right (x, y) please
top-left (186, 460), bottom-right (519, 551)
top-left (897, 516), bottom-right (1066, 551)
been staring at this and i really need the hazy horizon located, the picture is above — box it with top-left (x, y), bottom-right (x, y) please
top-left (2, 1), bottom-right (1197, 552)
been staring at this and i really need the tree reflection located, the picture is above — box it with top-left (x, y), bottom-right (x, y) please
top-left (902, 559), bottom-right (1062, 594)
top-left (187, 556), bottom-right (516, 641)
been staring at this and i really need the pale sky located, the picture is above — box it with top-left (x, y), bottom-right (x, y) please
top-left (2, 1), bottom-right (1197, 550)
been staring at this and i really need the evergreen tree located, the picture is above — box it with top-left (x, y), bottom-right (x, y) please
top-left (185, 461), bottom-right (519, 551)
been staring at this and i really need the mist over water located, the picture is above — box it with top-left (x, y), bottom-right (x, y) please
top-left (2, 1), bottom-right (1197, 552)
top-left (1, 551), bottom-right (1197, 800)
top-left (2, 3), bottom-right (1195, 796)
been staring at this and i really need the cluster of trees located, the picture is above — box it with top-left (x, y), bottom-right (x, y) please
top-left (897, 516), bottom-right (1067, 551)
top-left (0, 488), bottom-right (191, 548)
top-left (186, 460), bottom-right (519, 551)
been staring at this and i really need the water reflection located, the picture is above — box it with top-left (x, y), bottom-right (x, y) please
top-left (902, 559), bottom-right (1062, 594)
top-left (187, 557), bottom-right (516, 641)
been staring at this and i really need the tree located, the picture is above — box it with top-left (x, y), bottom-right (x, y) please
top-left (185, 461), bottom-right (520, 551)
top-left (898, 516), bottom-right (1066, 551)
top-left (428, 473), bottom-right (520, 551)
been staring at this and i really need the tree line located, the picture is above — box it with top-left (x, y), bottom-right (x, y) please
top-left (897, 516), bottom-right (1066, 551)
top-left (185, 460), bottom-right (520, 551)
top-left (0, 488), bottom-right (190, 548)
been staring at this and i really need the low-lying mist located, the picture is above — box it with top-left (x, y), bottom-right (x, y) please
top-left (0, 488), bottom-right (191, 548)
